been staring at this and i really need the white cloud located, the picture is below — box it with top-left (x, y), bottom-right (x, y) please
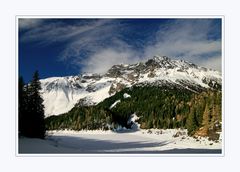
top-left (19, 18), bottom-right (44, 30)
top-left (20, 19), bottom-right (136, 73)
top-left (20, 19), bottom-right (222, 73)
top-left (80, 48), bottom-right (140, 73)
top-left (198, 56), bottom-right (222, 71)
top-left (143, 19), bottom-right (222, 71)
top-left (144, 40), bottom-right (221, 59)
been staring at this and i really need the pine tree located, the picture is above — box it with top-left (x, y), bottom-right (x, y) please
top-left (27, 71), bottom-right (46, 138)
top-left (18, 76), bottom-right (28, 136)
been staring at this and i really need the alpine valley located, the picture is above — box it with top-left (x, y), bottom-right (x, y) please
top-left (43, 56), bottom-right (222, 139)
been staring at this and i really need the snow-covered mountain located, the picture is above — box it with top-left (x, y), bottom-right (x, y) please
top-left (40, 56), bottom-right (221, 117)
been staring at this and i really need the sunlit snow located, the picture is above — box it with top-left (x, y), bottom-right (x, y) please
top-left (19, 129), bottom-right (222, 154)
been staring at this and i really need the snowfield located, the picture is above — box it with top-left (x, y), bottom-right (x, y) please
top-left (19, 129), bottom-right (222, 154)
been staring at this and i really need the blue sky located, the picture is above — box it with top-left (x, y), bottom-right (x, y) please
top-left (19, 18), bottom-right (222, 82)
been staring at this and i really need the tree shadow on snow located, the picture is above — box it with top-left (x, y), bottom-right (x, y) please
top-left (111, 128), bottom-right (140, 134)
top-left (19, 135), bottom-right (221, 154)
top-left (45, 135), bottom-right (170, 153)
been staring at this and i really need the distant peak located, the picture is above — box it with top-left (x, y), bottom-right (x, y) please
top-left (145, 55), bottom-right (174, 69)
top-left (153, 55), bottom-right (170, 62)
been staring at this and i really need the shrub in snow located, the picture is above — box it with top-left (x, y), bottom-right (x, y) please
top-left (147, 130), bottom-right (152, 134)
top-left (155, 130), bottom-right (163, 135)
top-left (173, 131), bottom-right (187, 138)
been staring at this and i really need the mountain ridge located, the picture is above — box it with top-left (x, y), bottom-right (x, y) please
top-left (40, 55), bottom-right (222, 117)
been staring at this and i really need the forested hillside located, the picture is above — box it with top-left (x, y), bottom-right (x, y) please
top-left (45, 85), bottom-right (221, 140)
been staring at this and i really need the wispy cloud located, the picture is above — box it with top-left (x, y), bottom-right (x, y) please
top-left (20, 19), bottom-right (140, 73)
top-left (144, 19), bottom-right (222, 71)
top-left (20, 19), bottom-right (113, 45)
top-left (19, 18), bottom-right (44, 30)
top-left (198, 55), bottom-right (222, 71)
top-left (19, 19), bottom-right (222, 73)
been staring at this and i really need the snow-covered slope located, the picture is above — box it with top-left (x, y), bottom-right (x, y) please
top-left (40, 55), bottom-right (222, 117)
top-left (40, 74), bottom-right (114, 116)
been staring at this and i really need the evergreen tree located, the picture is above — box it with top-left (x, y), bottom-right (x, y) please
top-left (18, 76), bottom-right (28, 136)
top-left (27, 71), bottom-right (46, 138)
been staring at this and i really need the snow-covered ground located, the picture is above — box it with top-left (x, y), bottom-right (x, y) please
top-left (19, 129), bottom-right (222, 154)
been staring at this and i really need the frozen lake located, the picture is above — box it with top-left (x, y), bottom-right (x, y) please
top-left (19, 129), bottom-right (222, 154)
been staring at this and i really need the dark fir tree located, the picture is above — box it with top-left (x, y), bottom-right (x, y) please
top-left (18, 76), bottom-right (28, 136)
top-left (28, 71), bottom-right (45, 138)
top-left (20, 71), bottom-right (46, 138)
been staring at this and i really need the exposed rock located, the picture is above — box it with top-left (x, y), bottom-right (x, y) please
top-left (86, 85), bottom-right (96, 92)
top-left (108, 82), bottom-right (126, 95)
top-left (147, 71), bottom-right (156, 78)
top-left (76, 97), bottom-right (96, 107)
